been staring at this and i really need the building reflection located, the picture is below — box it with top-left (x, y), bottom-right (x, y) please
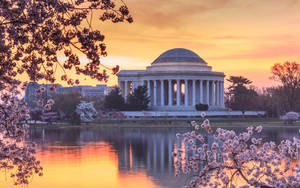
top-left (29, 127), bottom-right (191, 187)
top-left (116, 132), bottom-right (175, 174)
top-left (28, 126), bottom-right (300, 188)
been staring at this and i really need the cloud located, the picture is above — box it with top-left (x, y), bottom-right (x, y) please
top-left (127, 0), bottom-right (235, 28)
top-left (101, 56), bottom-right (149, 69)
top-left (290, 0), bottom-right (300, 5)
top-left (211, 35), bottom-right (250, 40)
top-left (211, 34), bottom-right (298, 41)
top-left (209, 43), bottom-right (300, 60)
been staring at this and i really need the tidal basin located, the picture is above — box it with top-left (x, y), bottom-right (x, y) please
top-left (0, 125), bottom-right (299, 188)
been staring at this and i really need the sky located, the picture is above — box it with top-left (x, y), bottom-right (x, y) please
top-left (61, 0), bottom-right (300, 88)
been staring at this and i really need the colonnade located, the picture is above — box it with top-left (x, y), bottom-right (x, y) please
top-left (119, 79), bottom-right (224, 107)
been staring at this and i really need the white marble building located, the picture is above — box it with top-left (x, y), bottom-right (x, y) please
top-left (117, 48), bottom-right (225, 111)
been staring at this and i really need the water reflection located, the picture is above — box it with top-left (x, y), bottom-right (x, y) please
top-left (0, 126), bottom-right (299, 188)
top-left (32, 127), bottom-right (190, 188)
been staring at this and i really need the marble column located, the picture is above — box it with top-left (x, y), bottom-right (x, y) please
top-left (118, 81), bottom-right (122, 96)
top-left (154, 80), bottom-right (157, 106)
top-left (134, 81), bottom-right (138, 89)
top-left (176, 80), bottom-right (180, 106)
top-left (206, 80), bottom-right (210, 105)
top-left (200, 80), bottom-right (203, 104)
top-left (147, 80), bottom-right (151, 105)
top-left (212, 81), bottom-right (215, 106)
top-left (129, 81), bottom-right (132, 94)
top-left (216, 81), bottom-right (219, 106)
top-left (185, 80), bottom-right (188, 106)
top-left (218, 81), bottom-right (221, 106)
top-left (168, 80), bottom-right (172, 106)
top-left (192, 80), bottom-right (196, 106)
top-left (131, 81), bottom-right (135, 91)
top-left (124, 80), bottom-right (128, 101)
top-left (218, 81), bottom-right (221, 107)
top-left (221, 81), bottom-right (224, 107)
top-left (161, 80), bottom-right (164, 106)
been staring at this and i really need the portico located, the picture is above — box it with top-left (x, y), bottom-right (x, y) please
top-left (117, 48), bottom-right (225, 111)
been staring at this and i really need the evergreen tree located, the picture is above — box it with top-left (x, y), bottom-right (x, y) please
top-left (126, 85), bottom-right (150, 111)
top-left (104, 87), bottom-right (125, 111)
top-left (226, 76), bottom-right (258, 112)
top-left (52, 92), bottom-right (82, 124)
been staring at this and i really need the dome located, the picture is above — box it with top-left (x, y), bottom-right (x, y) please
top-left (152, 48), bottom-right (207, 64)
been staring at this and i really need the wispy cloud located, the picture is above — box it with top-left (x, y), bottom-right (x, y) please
top-left (94, 0), bottom-right (300, 88)
top-left (128, 0), bottom-right (235, 28)
top-left (210, 43), bottom-right (300, 60)
top-left (211, 35), bottom-right (249, 40)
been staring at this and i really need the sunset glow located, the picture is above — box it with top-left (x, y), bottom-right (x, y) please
top-left (0, 142), bottom-right (159, 188)
top-left (92, 0), bottom-right (300, 88)
top-left (18, 0), bottom-right (300, 88)
top-left (3, 1), bottom-right (300, 188)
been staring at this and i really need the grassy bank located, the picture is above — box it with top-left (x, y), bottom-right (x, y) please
top-left (28, 118), bottom-right (300, 128)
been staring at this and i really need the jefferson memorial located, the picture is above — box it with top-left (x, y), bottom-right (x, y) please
top-left (117, 48), bottom-right (225, 111)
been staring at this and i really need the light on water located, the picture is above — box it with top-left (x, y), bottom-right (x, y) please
top-left (0, 126), bottom-right (298, 188)
top-left (31, 142), bottom-right (158, 188)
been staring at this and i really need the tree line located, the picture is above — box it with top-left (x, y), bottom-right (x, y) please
top-left (29, 85), bottom-right (150, 124)
top-left (30, 61), bottom-right (300, 122)
top-left (226, 61), bottom-right (300, 117)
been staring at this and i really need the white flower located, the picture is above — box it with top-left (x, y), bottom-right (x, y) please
top-left (255, 125), bottom-right (263, 133)
top-left (47, 99), bottom-right (55, 105)
top-left (175, 120), bottom-right (300, 188)
top-left (76, 101), bottom-right (98, 122)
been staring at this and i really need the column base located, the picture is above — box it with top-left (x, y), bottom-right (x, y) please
top-left (150, 105), bottom-right (226, 111)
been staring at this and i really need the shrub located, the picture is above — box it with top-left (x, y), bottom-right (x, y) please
top-left (195, 103), bottom-right (209, 111)
top-left (76, 101), bottom-right (98, 122)
top-left (280, 111), bottom-right (300, 124)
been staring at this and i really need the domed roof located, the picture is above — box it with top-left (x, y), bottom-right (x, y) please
top-left (152, 48), bottom-right (206, 64)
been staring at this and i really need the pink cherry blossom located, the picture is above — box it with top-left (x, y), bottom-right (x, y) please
top-left (174, 119), bottom-right (300, 187)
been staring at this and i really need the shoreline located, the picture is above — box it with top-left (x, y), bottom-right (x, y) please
top-left (28, 119), bottom-right (300, 129)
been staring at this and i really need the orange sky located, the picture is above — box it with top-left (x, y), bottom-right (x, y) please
top-left (54, 0), bottom-right (300, 88)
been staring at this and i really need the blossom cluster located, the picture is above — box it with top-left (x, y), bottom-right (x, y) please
top-left (0, 83), bottom-right (43, 185)
top-left (35, 85), bottom-right (57, 111)
top-left (174, 113), bottom-right (300, 188)
top-left (75, 101), bottom-right (98, 122)
top-left (0, 0), bottom-right (133, 88)
top-left (0, 0), bottom-right (133, 185)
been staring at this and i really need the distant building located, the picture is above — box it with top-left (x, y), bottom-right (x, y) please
top-left (24, 82), bottom-right (40, 108)
top-left (117, 48), bottom-right (225, 111)
top-left (24, 82), bottom-right (40, 105)
top-left (104, 86), bottom-right (115, 95)
top-left (56, 85), bottom-right (108, 98)
top-left (56, 85), bottom-right (84, 95)
top-left (84, 85), bottom-right (107, 98)
top-left (25, 83), bottom-right (110, 108)
top-left (24, 82), bottom-right (59, 109)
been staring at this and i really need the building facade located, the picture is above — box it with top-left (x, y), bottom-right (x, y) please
top-left (24, 82), bottom-right (58, 109)
top-left (56, 85), bottom-right (108, 98)
top-left (25, 83), bottom-right (111, 109)
top-left (117, 48), bottom-right (225, 111)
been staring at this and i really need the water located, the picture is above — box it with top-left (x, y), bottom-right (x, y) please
top-left (0, 126), bottom-right (299, 188)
